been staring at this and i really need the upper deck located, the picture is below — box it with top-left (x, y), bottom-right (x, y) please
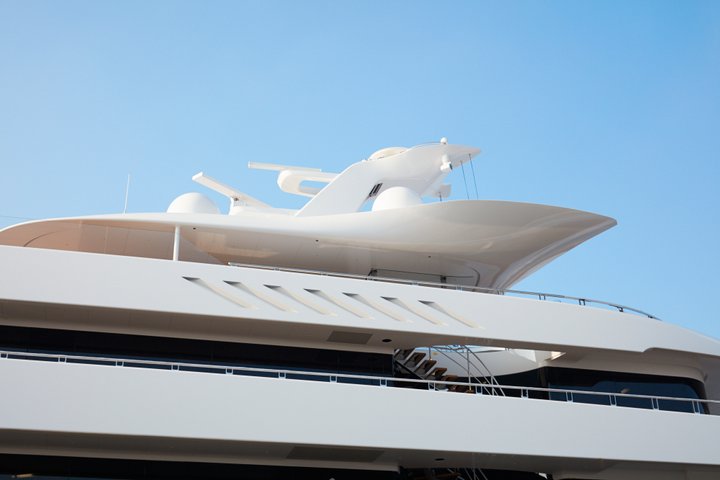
top-left (0, 198), bottom-right (616, 290)
top-left (0, 141), bottom-right (618, 290)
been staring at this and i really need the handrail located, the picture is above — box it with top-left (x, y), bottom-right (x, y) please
top-left (227, 262), bottom-right (658, 320)
top-left (2, 349), bottom-right (715, 414)
top-left (423, 346), bottom-right (505, 395)
top-left (466, 348), bottom-right (504, 391)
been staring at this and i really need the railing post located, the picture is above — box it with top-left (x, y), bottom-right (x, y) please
top-left (466, 348), bottom-right (471, 385)
top-left (9, 349), bottom-right (719, 415)
top-left (172, 225), bottom-right (180, 261)
top-left (227, 263), bottom-right (657, 319)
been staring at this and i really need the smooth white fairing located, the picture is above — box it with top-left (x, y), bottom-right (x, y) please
top-left (276, 169), bottom-right (338, 197)
top-left (192, 171), bottom-right (269, 210)
top-left (368, 146), bottom-right (408, 161)
top-left (247, 161), bottom-right (339, 198)
top-left (0, 141), bottom-right (617, 289)
top-left (296, 143), bottom-right (480, 216)
top-left (167, 192), bottom-right (220, 214)
top-left (371, 186), bottom-right (422, 212)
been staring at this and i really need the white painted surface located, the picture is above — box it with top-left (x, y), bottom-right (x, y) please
top-left (372, 186), bottom-right (423, 212)
top-left (0, 199), bottom-right (616, 289)
top-left (296, 142), bottom-right (479, 216)
top-left (0, 138), bottom-right (715, 478)
top-left (166, 192), bottom-right (220, 215)
top-left (0, 358), bottom-right (717, 478)
top-left (0, 246), bottom-right (717, 360)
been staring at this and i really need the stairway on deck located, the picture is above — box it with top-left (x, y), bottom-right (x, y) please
top-left (393, 349), bottom-right (492, 393)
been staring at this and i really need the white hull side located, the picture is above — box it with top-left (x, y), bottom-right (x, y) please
top-left (0, 358), bottom-right (718, 479)
top-left (1, 246), bottom-right (719, 359)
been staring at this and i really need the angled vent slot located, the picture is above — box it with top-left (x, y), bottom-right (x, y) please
top-left (382, 297), bottom-right (446, 325)
top-left (419, 300), bottom-right (479, 328)
top-left (305, 289), bottom-right (371, 318)
top-left (343, 293), bottom-right (406, 322)
top-left (183, 277), bottom-right (254, 309)
top-left (367, 182), bottom-right (383, 199)
top-left (225, 281), bottom-right (295, 312)
top-left (265, 285), bottom-right (334, 315)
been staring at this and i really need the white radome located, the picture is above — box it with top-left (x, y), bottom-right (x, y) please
top-left (167, 192), bottom-right (220, 214)
top-left (372, 186), bottom-right (423, 212)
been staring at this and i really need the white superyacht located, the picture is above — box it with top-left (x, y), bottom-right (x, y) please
top-left (0, 140), bottom-right (718, 480)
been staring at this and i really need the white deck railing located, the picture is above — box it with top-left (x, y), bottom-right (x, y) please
top-left (2, 349), bottom-right (713, 415)
top-left (228, 262), bottom-right (659, 319)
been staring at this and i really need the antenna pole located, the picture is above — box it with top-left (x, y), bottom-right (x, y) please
top-left (123, 174), bottom-right (131, 213)
top-left (469, 154), bottom-right (479, 199)
top-left (460, 162), bottom-right (470, 200)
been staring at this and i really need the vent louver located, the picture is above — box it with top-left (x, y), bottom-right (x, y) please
top-left (287, 446), bottom-right (383, 462)
top-left (326, 330), bottom-right (372, 344)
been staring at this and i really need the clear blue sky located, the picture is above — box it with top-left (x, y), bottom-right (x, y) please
top-left (1, 1), bottom-right (718, 338)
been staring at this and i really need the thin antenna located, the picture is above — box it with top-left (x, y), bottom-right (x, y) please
top-left (123, 174), bottom-right (131, 213)
top-left (469, 153), bottom-right (479, 199)
top-left (460, 162), bottom-right (470, 200)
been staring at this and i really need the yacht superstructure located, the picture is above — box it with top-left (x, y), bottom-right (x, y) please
top-left (0, 140), bottom-right (718, 480)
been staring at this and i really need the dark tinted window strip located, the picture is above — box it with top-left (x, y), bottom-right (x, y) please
top-left (0, 453), bottom-right (399, 480)
top-left (0, 325), bottom-right (392, 376)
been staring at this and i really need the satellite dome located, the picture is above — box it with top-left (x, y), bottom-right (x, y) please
top-left (167, 192), bottom-right (220, 214)
top-left (372, 186), bottom-right (422, 212)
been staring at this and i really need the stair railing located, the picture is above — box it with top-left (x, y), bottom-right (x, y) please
top-left (428, 346), bottom-right (505, 396)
